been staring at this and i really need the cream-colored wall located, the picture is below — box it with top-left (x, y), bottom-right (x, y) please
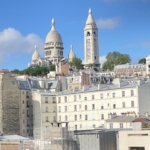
top-left (56, 87), bottom-right (138, 130)
top-left (118, 130), bottom-right (150, 150)
top-left (41, 95), bottom-right (57, 128)
top-left (106, 122), bottom-right (132, 129)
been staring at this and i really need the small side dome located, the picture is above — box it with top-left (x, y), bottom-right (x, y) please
top-left (32, 46), bottom-right (40, 61)
top-left (45, 18), bottom-right (62, 43)
top-left (68, 45), bottom-right (76, 61)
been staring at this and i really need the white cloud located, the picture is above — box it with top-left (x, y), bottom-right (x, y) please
top-left (99, 55), bottom-right (107, 67)
top-left (0, 28), bottom-right (44, 59)
top-left (96, 18), bottom-right (120, 29)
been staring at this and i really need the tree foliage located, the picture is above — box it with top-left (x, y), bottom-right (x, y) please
top-left (102, 51), bottom-right (131, 71)
top-left (12, 65), bottom-right (55, 76)
top-left (138, 58), bottom-right (146, 64)
top-left (68, 57), bottom-right (83, 70)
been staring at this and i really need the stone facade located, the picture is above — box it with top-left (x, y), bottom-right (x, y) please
top-left (0, 72), bottom-right (20, 135)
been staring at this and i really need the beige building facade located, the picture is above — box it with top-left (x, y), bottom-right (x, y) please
top-left (32, 78), bottom-right (150, 131)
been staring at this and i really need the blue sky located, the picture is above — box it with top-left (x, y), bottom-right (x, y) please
top-left (0, 0), bottom-right (150, 70)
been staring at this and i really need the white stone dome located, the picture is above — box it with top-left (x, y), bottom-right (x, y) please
top-left (32, 46), bottom-right (40, 61)
top-left (68, 45), bottom-right (76, 61)
top-left (45, 19), bottom-right (62, 43)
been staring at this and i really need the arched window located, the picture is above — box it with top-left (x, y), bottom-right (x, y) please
top-left (93, 32), bottom-right (96, 37)
top-left (87, 32), bottom-right (90, 36)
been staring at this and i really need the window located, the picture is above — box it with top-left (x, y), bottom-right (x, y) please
top-left (110, 123), bottom-right (113, 129)
top-left (131, 90), bottom-right (134, 96)
top-left (95, 56), bottom-right (96, 59)
top-left (101, 106), bottom-right (104, 109)
top-left (101, 114), bottom-right (104, 119)
top-left (22, 91), bottom-right (24, 94)
top-left (92, 104), bottom-right (95, 110)
top-left (75, 125), bottom-right (77, 130)
top-left (27, 110), bottom-right (29, 117)
top-left (59, 106), bottom-right (61, 112)
top-left (23, 100), bottom-right (24, 104)
top-left (85, 97), bottom-right (87, 100)
top-left (45, 97), bottom-right (48, 103)
top-left (85, 105), bottom-right (87, 110)
top-left (59, 116), bottom-right (61, 121)
top-left (92, 95), bottom-right (94, 100)
top-left (74, 105), bottom-right (77, 111)
top-left (113, 104), bottom-right (116, 109)
top-left (85, 115), bottom-right (88, 120)
top-left (120, 123), bottom-right (123, 128)
top-left (93, 124), bottom-right (95, 128)
top-left (80, 124), bottom-right (82, 129)
top-left (65, 106), bottom-right (67, 112)
top-left (107, 93), bottom-right (109, 97)
top-left (45, 107), bottom-right (48, 112)
top-left (122, 91), bottom-right (125, 97)
top-left (27, 101), bottom-right (29, 107)
top-left (58, 97), bottom-right (61, 103)
top-left (26, 91), bottom-right (29, 98)
top-left (65, 115), bottom-right (67, 121)
top-left (74, 95), bottom-right (76, 101)
top-left (54, 116), bottom-right (56, 121)
top-left (79, 104), bottom-right (81, 109)
top-left (87, 32), bottom-right (90, 36)
top-left (65, 96), bottom-right (67, 102)
top-left (100, 94), bottom-right (103, 99)
top-left (131, 101), bottom-right (134, 107)
top-left (74, 115), bottom-right (77, 121)
top-left (46, 116), bottom-right (49, 122)
top-left (112, 93), bottom-right (115, 98)
top-left (52, 97), bottom-right (55, 103)
top-left (79, 114), bottom-right (82, 119)
top-left (79, 95), bottom-right (81, 99)
top-left (122, 102), bottom-right (125, 108)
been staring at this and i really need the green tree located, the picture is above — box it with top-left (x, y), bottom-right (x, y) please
top-left (11, 64), bottom-right (55, 76)
top-left (138, 58), bottom-right (146, 64)
top-left (68, 57), bottom-right (83, 70)
top-left (102, 51), bottom-right (131, 71)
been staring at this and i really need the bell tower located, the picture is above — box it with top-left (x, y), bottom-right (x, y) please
top-left (84, 9), bottom-right (100, 69)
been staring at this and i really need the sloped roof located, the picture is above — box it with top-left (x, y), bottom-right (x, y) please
top-left (106, 116), bottom-right (135, 122)
top-left (48, 80), bottom-right (58, 89)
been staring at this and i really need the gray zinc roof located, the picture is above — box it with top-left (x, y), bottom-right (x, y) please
top-left (106, 116), bottom-right (135, 122)
top-left (48, 80), bottom-right (58, 89)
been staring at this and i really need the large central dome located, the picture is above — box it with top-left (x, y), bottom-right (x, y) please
top-left (45, 19), bottom-right (62, 43)
top-left (44, 18), bottom-right (64, 63)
